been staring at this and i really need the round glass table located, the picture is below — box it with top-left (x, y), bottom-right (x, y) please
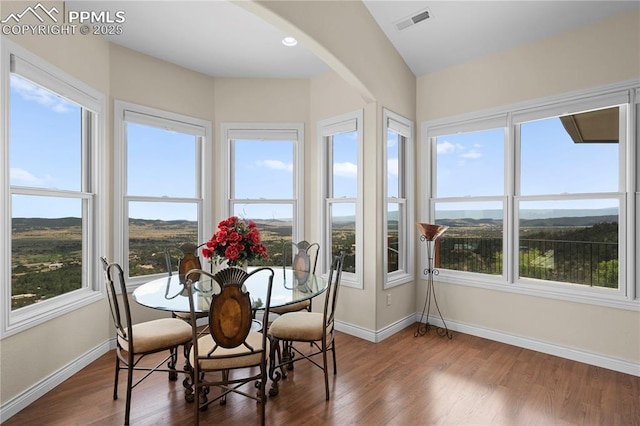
top-left (132, 267), bottom-right (328, 314)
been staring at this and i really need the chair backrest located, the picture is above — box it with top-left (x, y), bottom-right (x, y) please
top-left (100, 257), bottom-right (133, 348)
top-left (323, 252), bottom-right (345, 333)
top-left (185, 266), bottom-right (274, 354)
top-left (165, 243), bottom-right (202, 283)
top-left (283, 240), bottom-right (320, 285)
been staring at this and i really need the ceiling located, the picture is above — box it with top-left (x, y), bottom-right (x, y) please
top-left (68, 1), bottom-right (639, 79)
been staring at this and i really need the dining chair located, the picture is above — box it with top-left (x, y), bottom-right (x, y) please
top-left (270, 240), bottom-right (320, 316)
top-left (100, 257), bottom-right (192, 425)
top-left (165, 244), bottom-right (208, 323)
top-left (267, 251), bottom-right (345, 400)
top-left (184, 266), bottom-right (274, 426)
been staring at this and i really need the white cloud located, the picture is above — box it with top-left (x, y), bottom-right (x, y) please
top-left (461, 149), bottom-right (482, 159)
top-left (333, 162), bottom-right (357, 178)
top-left (10, 75), bottom-right (75, 113)
top-left (10, 168), bottom-right (45, 185)
top-left (437, 140), bottom-right (463, 154)
top-left (387, 158), bottom-right (398, 177)
top-left (256, 159), bottom-right (293, 172)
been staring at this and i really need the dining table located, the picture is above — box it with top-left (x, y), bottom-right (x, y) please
top-left (132, 266), bottom-right (328, 316)
top-left (132, 266), bottom-right (329, 402)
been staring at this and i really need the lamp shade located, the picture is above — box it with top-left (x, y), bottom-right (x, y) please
top-left (416, 222), bottom-right (449, 241)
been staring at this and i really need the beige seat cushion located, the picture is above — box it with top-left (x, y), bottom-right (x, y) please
top-left (173, 311), bottom-right (207, 320)
top-left (268, 312), bottom-right (331, 342)
top-left (189, 331), bottom-right (268, 371)
top-left (120, 318), bottom-right (192, 354)
top-left (270, 299), bottom-right (310, 315)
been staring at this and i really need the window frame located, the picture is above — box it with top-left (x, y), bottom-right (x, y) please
top-left (221, 122), bottom-right (305, 262)
top-left (383, 109), bottom-right (415, 289)
top-left (1, 38), bottom-right (106, 338)
top-left (318, 110), bottom-right (364, 288)
top-left (113, 101), bottom-right (212, 289)
top-left (423, 82), bottom-right (639, 310)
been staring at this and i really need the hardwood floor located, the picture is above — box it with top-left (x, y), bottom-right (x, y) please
top-left (4, 326), bottom-right (640, 425)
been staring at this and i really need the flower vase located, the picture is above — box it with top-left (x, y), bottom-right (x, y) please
top-left (209, 260), bottom-right (225, 275)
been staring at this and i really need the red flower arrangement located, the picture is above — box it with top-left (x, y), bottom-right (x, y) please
top-left (202, 216), bottom-right (268, 267)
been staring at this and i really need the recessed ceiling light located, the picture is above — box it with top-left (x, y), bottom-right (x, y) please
top-left (282, 36), bottom-right (297, 47)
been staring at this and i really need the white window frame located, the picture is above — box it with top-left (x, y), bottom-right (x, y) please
top-left (0, 38), bottom-right (106, 337)
top-left (221, 122), bottom-right (305, 253)
top-left (318, 110), bottom-right (364, 288)
top-left (113, 101), bottom-right (212, 289)
top-left (423, 81), bottom-right (639, 311)
top-left (383, 109), bottom-right (415, 289)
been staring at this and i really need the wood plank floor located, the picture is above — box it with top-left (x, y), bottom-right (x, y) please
top-left (4, 326), bottom-right (640, 425)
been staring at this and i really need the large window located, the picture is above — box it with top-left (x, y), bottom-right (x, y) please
top-left (1, 39), bottom-right (104, 336)
top-left (432, 123), bottom-right (506, 277)
top-left (114, 102), bottom-right (211, 285)
top-left (319, 111), bottom-right (363, 288)
top-left (222, 123), bottom-right (304, 267)
top-left (384, 109), bottom-right (415, 288)
top-left (515, 104), bottom-right (623, 290)
top-left (425, 86), bottom-right (637, 307)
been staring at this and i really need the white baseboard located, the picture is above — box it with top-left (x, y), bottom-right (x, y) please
top-left (412, 313), bottom-right (640, 377)
top-left (0, 340), bottom-right (111, 422)
top-left (337, 313), bottom-right (639, 377)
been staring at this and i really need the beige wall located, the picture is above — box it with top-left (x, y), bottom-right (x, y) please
top-left (416, 10), bottom-right (640, 364)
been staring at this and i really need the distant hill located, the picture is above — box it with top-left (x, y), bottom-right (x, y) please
top-left (12, 217), bottom-right (82, 230)
top-left (436, 207), bottom-right (618, 221)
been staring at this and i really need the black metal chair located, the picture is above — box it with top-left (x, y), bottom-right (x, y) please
top-left (270, 240), bottom-right (320, 316)
top-left (184, 266), bottom-right (274, 426)
top-left (267, 251), bottom-right (345, 400)
top-left (165, 243), bottom-right (208, 324)
top-left (100, 257), bottom-right (192, 425)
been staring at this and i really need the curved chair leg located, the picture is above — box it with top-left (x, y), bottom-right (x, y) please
top-left (113, 356), bottom-right (120, 400)
top-left (125, 359), bottom-right (134, 425)
top-left (168, 347), bottom-right (178, 381)
top-left (220, 370), bottom-right (228, 405)
top-left (322, 341), bottom-right (329, 401)
top-left (332, 339), bottom-right (338, 375)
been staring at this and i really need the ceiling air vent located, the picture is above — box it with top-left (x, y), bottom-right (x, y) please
top-left (395, 8), bottom-right (431, 31)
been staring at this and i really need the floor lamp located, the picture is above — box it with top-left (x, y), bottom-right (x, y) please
top-left (415, 222), bottom-right (452, 339)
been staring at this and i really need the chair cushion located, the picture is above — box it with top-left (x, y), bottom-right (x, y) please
top-left (268, 312), bottom-right (331, 342)
top-left (189, 331), bottom-right (268, 370)
top-left (119, 318), bottom-right (192, 354)
top-left (270, 299), bottom-right (310, 315)
top-left (173, 311), bottom-right (208, 320)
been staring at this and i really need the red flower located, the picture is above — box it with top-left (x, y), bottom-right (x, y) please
top-left (201, 216), bottom-right (268, 266)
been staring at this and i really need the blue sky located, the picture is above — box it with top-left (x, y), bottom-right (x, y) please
top-left (10, 73), bottom-right (620, 220)
top-left (435, 116), bottom-right (619, 212)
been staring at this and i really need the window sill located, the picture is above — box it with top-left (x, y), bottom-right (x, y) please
top-left (2, 289), bottom-right (104, 339)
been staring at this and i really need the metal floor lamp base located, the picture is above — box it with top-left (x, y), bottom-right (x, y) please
top-left (414, 228), bottom-right (453, 340)
top-left (414, 276), bottom-right (452, 339)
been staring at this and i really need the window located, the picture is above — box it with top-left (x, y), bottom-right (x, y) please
top-left (425, 86), bottom-right (637, 307)
top-left (384, 109), bottom-right (415, 288)
top-left (1, 39), bottom-right (105, 336)
top-left (222, 123), bottom-right (304, 267)
top-left (114, 102), bottom-right (211, 285)
top-left (319, 111), bottom-right (363, 288)
top-left (515, 103), bottom-right (625, 292)
top-left (430, 120), bottom-right (507, 278)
